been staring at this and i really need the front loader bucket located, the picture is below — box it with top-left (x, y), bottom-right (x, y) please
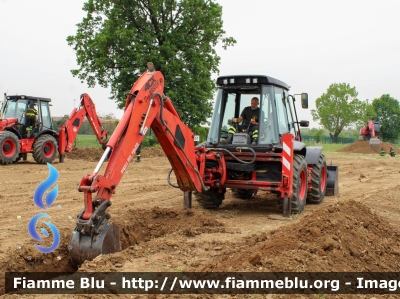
top-left (369, 137), bottom-right (381, 151)
top-left (69, 220), bottom-right (121, 266)
top-left (325, 164), bottom-right (339, 196)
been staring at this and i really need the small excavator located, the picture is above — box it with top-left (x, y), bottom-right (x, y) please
top-left (69, 63), bottom-right (339, 265)
top-left (359, 120), bottom-right (381, 151)
top-left (0, 93), bottom-right (108, 164)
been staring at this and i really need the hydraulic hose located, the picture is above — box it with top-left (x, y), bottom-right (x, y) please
top-left (167, 168), bottom-right (179, 188)
top-left (207, 147), bottom-right (257, 164)
top-left (153, 92), bottom-right (209, 192)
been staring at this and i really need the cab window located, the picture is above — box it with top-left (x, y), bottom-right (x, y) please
top-left (259, 86), bottom-right (279, 144)
top-left (40, 102), bottom-right (52, 129)
top-left (274, 87), bottom-right (290, 135)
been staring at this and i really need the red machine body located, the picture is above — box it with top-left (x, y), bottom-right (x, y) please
top-left (0, 93), bottom-right (108, 164)
top-left (360, 120), bottom-right (380, 139)
top-left (359, 120), bottom-right (381, 150)
top-left (69, 67), bottom-right (339, 265)
top-left (58, 93), bottom-right (109, 162)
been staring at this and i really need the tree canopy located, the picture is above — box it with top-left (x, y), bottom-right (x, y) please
top-left (67, 0), bottom-right (236, 128)
top-left (372, 94), bottom-right (400, 142)
top-left (311, 83), bottom-right (366, 142)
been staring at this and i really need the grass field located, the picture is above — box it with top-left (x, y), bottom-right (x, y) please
top-left (74, 135), bottom-right (102, 148)
top-left (305, 142), bottom-right (348, 153)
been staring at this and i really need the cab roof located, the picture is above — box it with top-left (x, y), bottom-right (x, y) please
top-left (6, 95), bottom-right (51, 102)
top-left (216, 75), bottom-right (290, 90)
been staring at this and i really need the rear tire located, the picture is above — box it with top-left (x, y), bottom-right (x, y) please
top-left (0, 131), bottom-right (20, 165)
top-left (278, 154), bottom-right (308, 214)
top-left (232, 188), bottom-right (254, 199)
top-left (194, 188), bottom-right (226, 209)
top-left (306, 154), bottom-right (327, 204)
top-left (33, 135), bottom-right (58, 164)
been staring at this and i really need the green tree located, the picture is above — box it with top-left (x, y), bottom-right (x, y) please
top-left (192, 126), bottom-right (209, 142)
top-left (52, 115), bottom-right (69, 132)
top-left (311, 83), bottom-right (366, 143)
top-left (372, 94), bottom-right (400, 142)
top-left (313, 128), bottom-right (324, 143)
top-left (67, 0), bottom-right (236, 128)
top-left (364, 100), bottom-right (377, 122)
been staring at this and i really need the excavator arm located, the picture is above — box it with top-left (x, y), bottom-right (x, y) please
top-left (58, 93), bottom-right (109, 162)
top-left (69, 69), bottom-right (227, 265)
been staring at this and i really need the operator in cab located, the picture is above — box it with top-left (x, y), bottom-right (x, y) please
top-left (224, 97), bottom-right (261, 145)
top-left (25, 102), bottom-right (38, 137)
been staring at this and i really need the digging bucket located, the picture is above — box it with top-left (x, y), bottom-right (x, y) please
top-left (69, 220), bottom-right (121, 266)
top-left (369, 137), bottom-right (381, 151)
top-left (69, 200), bottom-right (121, 266)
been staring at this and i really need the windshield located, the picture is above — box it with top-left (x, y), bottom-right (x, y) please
top-left (3, 99), bottom-right (28, 119)
top-left (207, 85), bottom-right (281, 145)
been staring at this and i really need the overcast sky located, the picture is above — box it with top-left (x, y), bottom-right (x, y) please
top-left (1, 0), bottom-right (399, 127)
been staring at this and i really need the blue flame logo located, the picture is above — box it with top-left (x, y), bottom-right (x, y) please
top-left (28, 163), bottom-right (60, 253)
top-left (34, 163), bottom-right (59, 209)
top-left (28, 213), bottom-right (60, 253)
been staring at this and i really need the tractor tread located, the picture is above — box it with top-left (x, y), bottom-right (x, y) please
top-left (194, 189), bottom-right (225, 209)
top-left (33, 135), bottom-right (58, 164)
top-left (0, 131), bottom-right (20, 165)
top-left (306, 154), bottom-right (327, 204)
top-left (232, 189), bottom-right (254, 199)
top-left (278, 154), bottom-right (308, 214)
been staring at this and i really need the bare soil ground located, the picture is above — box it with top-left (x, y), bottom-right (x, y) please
top-left (1, 141), bottom-right (400, 299)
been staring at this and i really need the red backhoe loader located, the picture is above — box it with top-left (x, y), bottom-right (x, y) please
top-left (69, 64), bottom-right (339, 265)
top-left (359, 120), bottom-right (381, 151)
top-left (0, 93), bottom-right (108, 164)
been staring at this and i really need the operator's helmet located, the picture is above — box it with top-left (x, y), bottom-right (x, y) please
top-left (29, 102), bottom-right (35, 108)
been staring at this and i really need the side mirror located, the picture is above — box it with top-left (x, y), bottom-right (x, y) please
top-left (301, 93), bottom-right (308, 109)
top-left (299, 120), bottom-right (309, 127)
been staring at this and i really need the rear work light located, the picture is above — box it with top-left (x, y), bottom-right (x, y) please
top-left (282, 175), bottom-right (289, 188)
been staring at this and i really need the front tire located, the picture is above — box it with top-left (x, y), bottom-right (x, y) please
top-left (33, 135), bottom-right (58, 164)
top-left (278, 154), bottom-right (308, 214)
top-left (306, 154), bottom-right (327, 204)
top-left (194, 188), bottom-right (226, 209)
top-left (0, 131), bottom-right (20, 165)
top-left (232, 188), bottom-right (254, 199)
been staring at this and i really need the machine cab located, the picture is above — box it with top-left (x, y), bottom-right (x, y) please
top-left (207, 75), bottom-right (309, 147)
top-left (2, 95), bottom-right (54, 136)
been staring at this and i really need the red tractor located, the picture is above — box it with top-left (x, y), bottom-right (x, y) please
top-left (360, 120), bottom-right (381, 151)
top-left (0, 93), bottom-right (108, 164)
top-left (69, 64), bottom-right (339, 264)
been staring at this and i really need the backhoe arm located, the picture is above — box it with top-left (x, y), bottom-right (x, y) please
top-left (77, 71), bottom-right (206, 219)
top-left (69, 69), bottom-right (227, 265)
top-left (58, 93), bottom-right (109, 162)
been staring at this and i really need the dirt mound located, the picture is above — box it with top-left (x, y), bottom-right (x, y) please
top-left (65, 147), bottom-right (104, 161)
top-left (202, 200), bottom-right (400, 272)
top-left (0, 207), bottom-right (224, 274)
top-left (337, 140), bottom-right (400, 154)
top-left (65, 146), bottom-right (165, 161)
top-left (116, 207), bottom-right (225, 249)
top-left (142, 147), bottom-right (165, 158)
